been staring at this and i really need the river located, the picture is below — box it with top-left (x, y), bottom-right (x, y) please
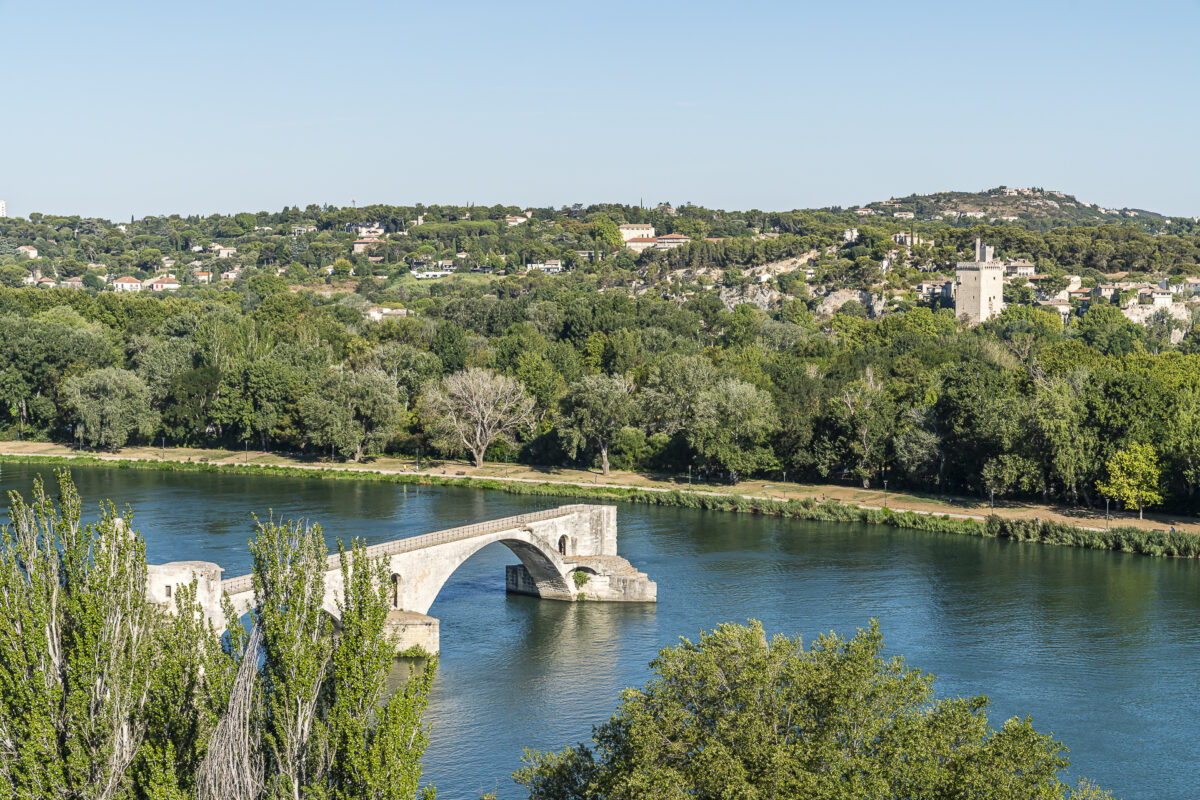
top-left (1, 463), bottom-right (1197, 799)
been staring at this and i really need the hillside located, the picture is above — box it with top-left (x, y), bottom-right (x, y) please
top-left (858, 186), bottom-right (1170, 230)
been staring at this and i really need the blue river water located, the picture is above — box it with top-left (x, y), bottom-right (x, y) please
top-left (1, 462), bottom-right (1197, 799)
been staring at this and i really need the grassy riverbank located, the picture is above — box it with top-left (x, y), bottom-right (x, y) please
top-left (3, 445), bottom-right (1199, 560)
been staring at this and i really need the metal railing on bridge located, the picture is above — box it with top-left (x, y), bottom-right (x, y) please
top-left (220, 504), bottom-right (597, 596)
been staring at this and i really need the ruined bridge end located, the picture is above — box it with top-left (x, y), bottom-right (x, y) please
top-left (144, 504), bottom-right (655, 652)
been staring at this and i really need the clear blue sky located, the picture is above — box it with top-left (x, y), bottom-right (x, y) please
top-left (2, 0), bottom-right (1197, 220)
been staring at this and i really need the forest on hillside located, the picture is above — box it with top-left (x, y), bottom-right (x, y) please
top-left (2, 271), bottom-right (1198, 514)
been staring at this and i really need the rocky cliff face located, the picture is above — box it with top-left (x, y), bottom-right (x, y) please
top-left (815, 289), bottom-right (886, 317)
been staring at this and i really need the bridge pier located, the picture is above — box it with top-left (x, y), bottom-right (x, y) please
top-left (386, 610), bottom-right (440, 655)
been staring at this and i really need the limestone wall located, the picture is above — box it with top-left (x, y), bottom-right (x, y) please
top-left (146, 561), bottom-right (223, 623)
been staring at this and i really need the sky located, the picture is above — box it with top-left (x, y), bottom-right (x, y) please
top-left (1, 0), bottom-right (1198, 220)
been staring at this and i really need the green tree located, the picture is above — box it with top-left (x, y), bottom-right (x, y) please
top-left (1096, 442), bottom-right (1163, 519)
top-left (431, 321), bottom-right (469, 374)
top-left (0, 471), bottom-right (158, 799)
top-left (591, 216), bottom-right (623, 252)
top-left (65, 367), bottom-right (159, 450)
top-left (687, 378), bottom-right (778, 482)
top-left (300, 369), bottom-right (402, 461)
top-left (515, 620), bottom-right (1109, 800)
top-left (558, 375), bottom-right (635, 475)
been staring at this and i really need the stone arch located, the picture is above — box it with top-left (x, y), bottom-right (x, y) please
top-left (392, 528), bottom-right (574, 615)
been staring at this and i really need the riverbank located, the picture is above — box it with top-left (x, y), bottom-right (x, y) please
top-left (2, 441), bottom-right (1198, 558)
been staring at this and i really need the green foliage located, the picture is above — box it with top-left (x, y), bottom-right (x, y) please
top-left (0, 471), bottom-right (156, 798)
top-left (573, 570), bottom-right (590, 588)
top-left (515, 620), bottom-right (1107, 800)
top-left (2, 193), bottom-right (1200, 512)
top-left (1096, 442), bottom-right (1163, 518)
top-left (558, 374), bottom-right (635, 475)
top-left (0, 470), bottom-right (438, 799)
top-left (686, 377), bottom-right (779, 482)
top-left (299, 369), bottom-right (402, 461)
top-left (65, 367), bottom-right (159, 449)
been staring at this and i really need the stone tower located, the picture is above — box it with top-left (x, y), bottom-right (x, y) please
top-left (955, 238), bottom-right (1004, 324)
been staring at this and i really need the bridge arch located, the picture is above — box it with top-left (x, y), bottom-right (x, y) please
top-left (389, 526), bottom-right (574, 615)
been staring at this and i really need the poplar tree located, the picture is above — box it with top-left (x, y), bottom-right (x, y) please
top-left (0, 471), bottom-right (157, 800)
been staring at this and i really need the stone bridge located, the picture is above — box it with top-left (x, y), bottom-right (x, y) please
top-left (145, 504), bottom-right (655, 653)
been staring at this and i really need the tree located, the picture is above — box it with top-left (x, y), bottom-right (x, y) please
top-left (1096, 442), bottom-right (1163, 519)
top-left (687, 378), bottom-right (778, 483)
top-left (417, 368), bottom-right (536, 468)
top-left (839, 367), bottom-right (891, 489)
top-left (299, 369), bottom-right (402, 462)
top-left (430, 321), bottom-right (469, 374)
top-left (0, 471), bottom-right (438, 799)
top-left (0, 471), bottom-right (157, 799)
top-left (591, 216), bottom-right (623, 252)
top-left (65, 367), bottom-right (159, 450)
top-left (558, 375), bottom-right (635, 475)
top-left (515, 620), bottom-right (1110, 800)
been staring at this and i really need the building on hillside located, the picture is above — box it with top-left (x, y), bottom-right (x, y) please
top-left (214, 245), bottom-right (237, 258)
top-left (1160, 276), bottom-right (1200, 297)
top-left (655, 233), bottom-right (691, 250)
top-left (917, 280), bottom-right (954, 300)
top-left (954, 238), bottom-right (1004, 324)
top-left (1004, 258), bottom-right (1036, 278)
top-left (855, 208), bottom-right (876, 216)
top-left (113, 276), bottom-right (143, 293)
top-left (292, 225), bottom-right (317, 235)
top-left (365, 307), bottom-right (411, 321)
top-left (352, 237), bottom-right (380, 254)
top-left (527, 259), bottom-right (563, 274)
top-left (843, 228), bottom-right (858, 243)
top-left (36, 277), bottom-right (57, 288)
top-left (195, 271), bottom-right (212, 284)
top-left (1038, 298), bottom-right (1072, 322)
top-left (17, 245), bottom-right (38, 259)
top-left (150, 276), bottom-right (181, 292)
top-left (60, 276), bottom-right (85, 290)
top-left (619, 223), bottom-right (656, 242)
top-left (893, 211), bottom-right (915, 219)
top-left (891, 232), bottom-right (932, 248)
top-left (625, 236), bottom-right (658, 254)
top-left (413, 270), bottom-right (453, 279)
top-left (505, 215), bottom-right (528, 226)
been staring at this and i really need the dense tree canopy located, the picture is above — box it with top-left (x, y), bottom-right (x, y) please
top-left (515, 620), bottom-right (1113, 800)
top-left (0, 192), bottom-right (1198, 509)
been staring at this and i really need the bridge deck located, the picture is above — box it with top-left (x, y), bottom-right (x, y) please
top-left (220, 504), bottom-right (595, 596)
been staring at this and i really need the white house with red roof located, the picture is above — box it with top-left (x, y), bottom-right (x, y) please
top-left (619, 223), bottom-right (655, 242)
top-left (113, 276), bottom-right (143, 292)
top-left (655, 233), bottom-right (691, 250)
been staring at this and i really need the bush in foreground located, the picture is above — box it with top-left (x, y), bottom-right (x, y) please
top-left (515, 620), bottom-right (1114, 800)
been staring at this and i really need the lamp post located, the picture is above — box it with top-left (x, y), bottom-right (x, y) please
top-left (990, 487), bottom-right (995, 514)
top-left (1106, 498), bottom-right (1110, 531)
top-left (883, 480), bottom-right (888, 508)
